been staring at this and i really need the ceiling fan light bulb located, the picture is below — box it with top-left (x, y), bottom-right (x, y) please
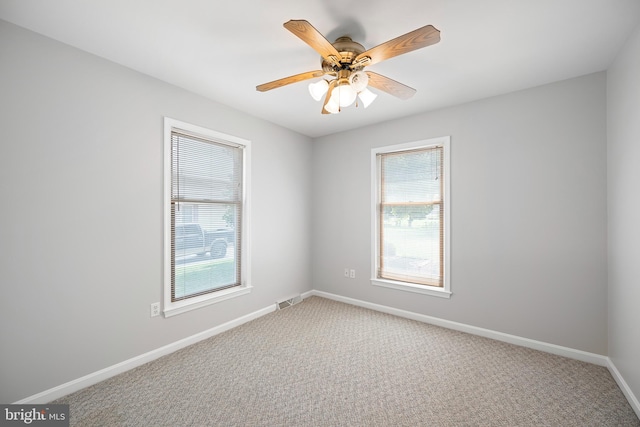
top-left (358, 88), bottom-right (377, 108)
top-left (324, 97), bottom-right (340, 114)
top-left (308, 80), bottom-right (329, 101)
top-left (349, 71), bottom-right (369, 92)
top-left (331, 83), bottom-right (357, 107)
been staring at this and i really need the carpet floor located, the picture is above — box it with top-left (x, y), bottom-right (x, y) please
top-left (53, 296), bottom-right (639, 426)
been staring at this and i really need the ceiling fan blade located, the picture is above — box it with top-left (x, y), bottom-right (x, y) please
top-left (256, 70), bottom-right (324, 92)
top-left (355, 25), bottom-right (440, 67)
top-left (366, 72), bottom-right (416, 100)
top-left (284, 20), bottom-right (342, 65)
top-left (321, 80), bottom-right (338, 114)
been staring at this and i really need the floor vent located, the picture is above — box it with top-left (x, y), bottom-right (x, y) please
top-left (276, 295), bottom-right (302, 310)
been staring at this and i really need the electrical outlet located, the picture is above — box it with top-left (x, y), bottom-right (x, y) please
top-left (150, 302), bottom-right (160, 317)
top-left (350, 269), bottom-right (356, 279)
top-left (344, 268), bottom-right (349, 278)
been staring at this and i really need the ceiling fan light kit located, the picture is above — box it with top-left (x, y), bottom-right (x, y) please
top-left (256, 20), bottom-right (440, 115)
top-left (313, 69), bottom-right (372, 114)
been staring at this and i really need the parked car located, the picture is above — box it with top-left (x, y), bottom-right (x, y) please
top-left (174, 223), bottom-right (230, 259)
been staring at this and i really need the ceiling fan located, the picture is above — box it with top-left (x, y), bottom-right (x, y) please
top-left (256, 20), bottom-right (440, 114)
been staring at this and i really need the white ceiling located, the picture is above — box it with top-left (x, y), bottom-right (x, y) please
top-left (1, 0), bottom-right (639, 138)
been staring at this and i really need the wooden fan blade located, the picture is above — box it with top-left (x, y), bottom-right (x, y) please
top-left (256, 70), bottom-right (324, 92)
top-left (321, 80), bottom-right (338, 114)
top-left (355, 25), bottom-right (440, 67)
top-left (284, 20), bottom-right (341, 64)
top-left (366, 72), bottom-right (416, 100)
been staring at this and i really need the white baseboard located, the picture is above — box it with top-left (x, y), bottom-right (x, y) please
top-left (300, 290), bottom-right (315, 300)
top-left (15, 304), bottom-right (276, 404)
top-left (607, 358), bottom-right (640, 419)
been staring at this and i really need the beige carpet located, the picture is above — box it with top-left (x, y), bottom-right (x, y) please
top-left (53, 296), bottom-right (639, 426)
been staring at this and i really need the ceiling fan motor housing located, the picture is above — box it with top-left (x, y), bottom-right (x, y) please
top-left (321, 36), bottom-right (366, 72)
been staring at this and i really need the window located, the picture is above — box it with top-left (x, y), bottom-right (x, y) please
top-left (371, 137), bottom-right (450, 298)
top-left (163, 118), bottom-right (251, 317)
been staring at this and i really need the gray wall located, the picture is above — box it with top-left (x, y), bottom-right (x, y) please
top-left (608, 22), bottom-right (640, 402)
top-left (312, 72), bottom-right (608, 355)
top-left (0, 21), bottom-right (313, 403)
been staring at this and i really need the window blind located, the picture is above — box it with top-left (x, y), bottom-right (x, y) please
top-left (170, 130), bottom-right (243, 301)
top-left (378, 146), bottom-right (444, 287)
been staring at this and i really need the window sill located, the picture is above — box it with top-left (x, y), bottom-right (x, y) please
top-left (371, 278), bottom-right (451, 299)
top-left (163, 284), bottom-right (253, 318)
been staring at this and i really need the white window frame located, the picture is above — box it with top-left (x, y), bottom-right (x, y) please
top-left (163, 117), bottom-right (252, 317)
top-left (370, 136), bottom-right (451, 298)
